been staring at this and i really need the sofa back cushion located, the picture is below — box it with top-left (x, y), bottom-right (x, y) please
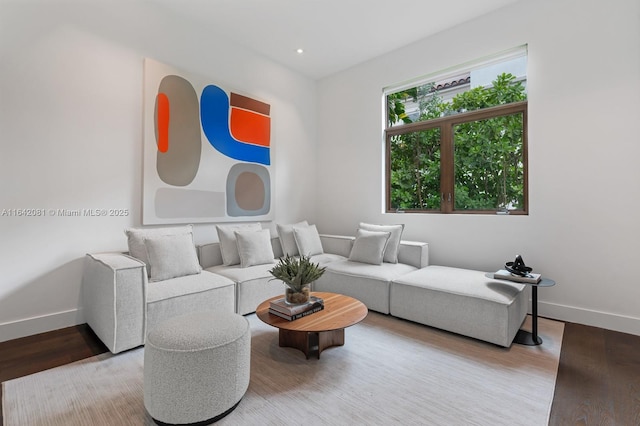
top-left (349, 228), bottom-right (391, 265)
top-left (144, 233), bottom-right (202, 281)
top-left (276, 221), bottom-right (309, 256)
top-left (125, 225), bottom-right (194, 276)
top-left (235, 229), bottom-right (275, 268)
top-left (216, 223), bottom-right (263, 266)
top-left (293, 224), bottom-right (324, 256)
top-left (359, 223), bottom-right (404, 263)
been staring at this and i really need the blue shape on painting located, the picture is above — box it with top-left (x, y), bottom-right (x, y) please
top-left (200, 85), bottom-right (270, 165)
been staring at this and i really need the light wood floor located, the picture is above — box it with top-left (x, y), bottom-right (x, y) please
top-left (1, 319), bottom-right (639, 425)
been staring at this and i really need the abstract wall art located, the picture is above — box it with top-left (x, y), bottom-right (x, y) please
top-left (143, 58), bottom-right (273, 224)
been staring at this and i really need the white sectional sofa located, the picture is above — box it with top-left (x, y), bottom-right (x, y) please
top-left (82, 222), bottom-right (528, 354)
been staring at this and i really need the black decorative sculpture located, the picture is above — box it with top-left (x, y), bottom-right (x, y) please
top-left (505, 255), bottom-right (533, 276)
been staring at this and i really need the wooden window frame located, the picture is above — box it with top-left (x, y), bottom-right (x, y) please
top-left (385, 101), bottom-right (528, 214)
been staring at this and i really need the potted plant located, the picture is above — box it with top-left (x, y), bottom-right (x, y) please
top-left (269, 254), bottom-right (326, 305)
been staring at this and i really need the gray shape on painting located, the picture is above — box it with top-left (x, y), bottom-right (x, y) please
top-left (155, 188), bottom-right (225, 218)
top-left (155, 75), bottom-right (201, 186)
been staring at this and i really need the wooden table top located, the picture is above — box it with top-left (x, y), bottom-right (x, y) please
top-left (256, 292), bottom-right (368, 332)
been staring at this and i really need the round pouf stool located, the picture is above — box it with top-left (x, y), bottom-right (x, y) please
top-left (143, 311), bottom-right (251, 425)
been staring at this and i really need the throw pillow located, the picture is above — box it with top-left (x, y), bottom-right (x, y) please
top-left (143, 233), bottom-right (202, 282)
top-left (348, 228), bottom-right (392, 265)
top-left (276, 220), bottom-right (309, 256)
top-left (293, 224), bottom-right (324, 256)
top-left (125, 225), bottom-right (194, 276)
top-left (216, 223), bottom-right (262, 266)
top-left (235, 229), bottom-right (275, 268)
top-left (358, 222), bottom-right (405, 263)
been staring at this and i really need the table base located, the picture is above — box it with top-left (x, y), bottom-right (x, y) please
top-left (513, 329), bottom-right (543, 346)
top-left (279, 328), bottom-right (345, 359)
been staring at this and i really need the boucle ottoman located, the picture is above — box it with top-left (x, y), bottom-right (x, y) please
top-left (389, 265), bottom-right (527, 347)
top-left (143, 311), bottom-right (251, 425)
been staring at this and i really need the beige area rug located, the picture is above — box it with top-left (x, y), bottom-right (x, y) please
top-left (2, 313), bottom-right (563, 426)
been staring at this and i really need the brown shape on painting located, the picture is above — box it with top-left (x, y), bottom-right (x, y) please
top-left (235, 172), bottom-right (265, 210)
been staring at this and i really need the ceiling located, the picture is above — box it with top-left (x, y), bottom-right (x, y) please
top-left (150, 0), bottom-right (521, 80)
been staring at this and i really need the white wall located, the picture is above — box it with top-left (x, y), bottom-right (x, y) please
top-left (317, 0), bottom-right (640, 335)
top-left (0, 1), bottom-right (318, 341)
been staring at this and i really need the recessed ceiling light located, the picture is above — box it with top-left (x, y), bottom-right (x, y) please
top-left (296, 48), bottom-right (304, 54)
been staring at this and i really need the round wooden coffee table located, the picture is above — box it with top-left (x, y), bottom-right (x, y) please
top-left (256, 292), bottom-right (368, 359)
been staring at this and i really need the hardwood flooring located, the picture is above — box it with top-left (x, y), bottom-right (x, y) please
top-left (1, 319), bottom-right (639, 425)
top-left (548, 322), bottom-right (640, 425)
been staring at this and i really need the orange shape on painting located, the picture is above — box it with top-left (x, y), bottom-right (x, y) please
top-left (230, 108), bottom-right (271, 147)
top-left (156, 93), bottom-right (170, 153)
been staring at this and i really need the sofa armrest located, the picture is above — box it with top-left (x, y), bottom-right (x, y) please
top-left (319, 234), bottom-right (354, 257)
top-left (82, 252), bottom-right (147, 353)
top-left (398, 241), bottom-right (429, 269)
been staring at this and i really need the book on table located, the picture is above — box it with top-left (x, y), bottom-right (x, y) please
top-left (268, 296), bottom-right (324, 321)
top-left (268, 304), bottom-right (324, 321)
top-left (493, 269), bottom-right (542, 284)
top-left (269, 296), bottom-right (324, 314)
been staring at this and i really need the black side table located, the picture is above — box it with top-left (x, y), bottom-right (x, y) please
top-left (486, 273), bottom-right (556, 345)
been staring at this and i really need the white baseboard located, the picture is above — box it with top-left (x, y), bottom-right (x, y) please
top-left (0, 309), bottom-right (84, 343)
top-left (539, 301), bottom-right (640, 337)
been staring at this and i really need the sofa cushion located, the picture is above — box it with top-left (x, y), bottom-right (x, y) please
top-left (144, 233), bottom-right (202, 282)
top-left (315, 260), bottom-right (417, 314)
top-left (276, 221), bottom-right (309, 256)
top-left (125, 225), bottom-right (193, 276)
top-left (309, 253), bottom-right (347, 267)
top-left (324, 259), bottom-right (417, 281)
top-left (293, 224), bottom-right (323, 256)
top-left (235, 229), bottom-right (275, 268)
top-left (206, 262), bottom-right (274, 283)
top-left (389, 266), bottom-right (527, 347)
top-left (216, 223), bottom-right (262, 266)
top-left (359, 223), bottom-right (404, 263)
top-left (206, 263), bottom-right (282, 314)
top-left (348, 228), bottom-right (391, 265)
top-left (146, 270), bottom-right (234, 304)
top-left (145, 271), bottom-right (236, 332)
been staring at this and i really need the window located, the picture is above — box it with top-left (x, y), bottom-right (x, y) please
top-left (385, 46), bottom-right (528, 214)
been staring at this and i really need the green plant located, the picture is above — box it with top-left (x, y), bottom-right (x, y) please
top-left (268, 254), bottom-right (326, 292)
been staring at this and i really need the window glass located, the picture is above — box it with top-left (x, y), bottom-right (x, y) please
top-left (453, 112), bottom-right (525, 211)
top-left (384, 46), bottom-right (528, 214)
top-left (389, 128), bottom-right (441, 211)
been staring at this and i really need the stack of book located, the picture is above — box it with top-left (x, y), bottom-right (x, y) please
top-left (493, 269), bottom-right (541, 284)
top-left (269, 296), bottom-right (324, 321)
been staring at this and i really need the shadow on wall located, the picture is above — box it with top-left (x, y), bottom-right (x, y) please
top-left (0, 257), bottom-right (86, 342)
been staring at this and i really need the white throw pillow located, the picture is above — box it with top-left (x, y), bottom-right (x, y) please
top-left (293, 224), bottom-right (324, 256)
top-left (125, 225), bottom-right (193, 276)
top-left (235, 229), bottom-right (275, 268)
top-left (359, 222), bottom-right (405, 263)
top-left (276, 220), bottom-right (309, 256)
top-left (143, 233), bottom-right (202, 282)
top-left (348, 228), bottom-right (391, 265)
top-left (216, 223), bottom-right (262, 266)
